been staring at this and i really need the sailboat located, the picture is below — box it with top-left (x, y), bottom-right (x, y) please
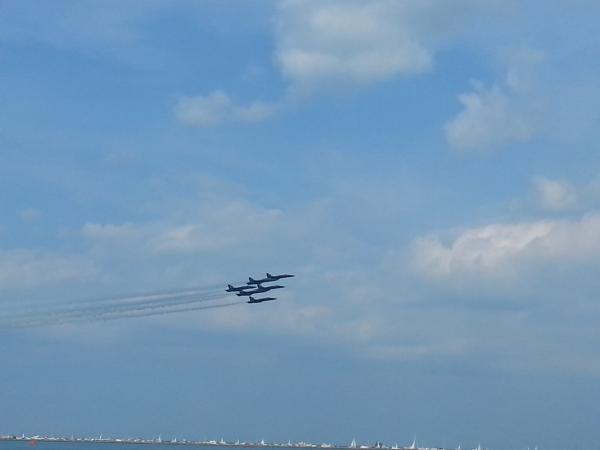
top-left (349, 439), bottom-right (357, 449)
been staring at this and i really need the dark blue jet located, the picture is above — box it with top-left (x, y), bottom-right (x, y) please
top-left (247, 296), bottom-right (276, 304)
top-left (236, 285), bottom-right (284, 296)
top-left (225, 284), bottom-right (254, 293)
top-left (247, 273), bottom-right (295, 285)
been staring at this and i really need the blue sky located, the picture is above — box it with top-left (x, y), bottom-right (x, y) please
top-left (1, 1), bottom-right (600, 449)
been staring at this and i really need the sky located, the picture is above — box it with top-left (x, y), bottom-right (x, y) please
top-left (1, 1), bottom-right (600, 449)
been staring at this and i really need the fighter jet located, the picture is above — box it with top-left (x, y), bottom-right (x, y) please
top-left (247, 296), bottom-right (276, 304)
top-left (247, 273), bottom-right (294, 285)
top-left (236, 285), bottom-right (284, 296)
top-left (225, 284), bottom-right (255, 293)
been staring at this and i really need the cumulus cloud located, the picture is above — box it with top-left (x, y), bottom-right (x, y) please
top-left (10, 187), bottom-right (600, 374)
top-left (444, 82), bottom-right (535, 151)
top-left (175, 91), bottom-right (275, 127)
top-left (528, 174), bottom-right (600, 213)
top-left (408, 211), bottom-right (600, 373)
top-left (275, 0), bottom-right (433, 87)
top-left (178, 0), bottom-right (481, 127)
top-left (444, 50), bottom-right (543, 151)
top-left (533, 176), bottom-right (578, 212)
top-left (413, 214), bottom-right (600, 279)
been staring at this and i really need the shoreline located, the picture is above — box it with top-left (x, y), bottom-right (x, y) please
top-left (0, 437), bottom-right (423, 450)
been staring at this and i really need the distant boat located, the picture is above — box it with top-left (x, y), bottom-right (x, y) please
top-left (408, 439), bottom-right (417, 450)
top-left (349, 439), bottom-right (357, 449)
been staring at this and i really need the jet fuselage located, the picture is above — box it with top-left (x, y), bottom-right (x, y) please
top-left (225, 284), bottom-right (254, 293)
top-left (247, 296), bottom-right (276, 304)
top-left (247, 273), bottom-right (294, 285)
top-left (236, 285), bottom-right (284, 296)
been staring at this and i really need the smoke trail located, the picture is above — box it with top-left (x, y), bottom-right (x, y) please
top-left (0, 291), bottom-right (239, 327)
top-left (0, 279), bottom-right (255, 329)
top-left (1, 283), bottom-right (231, 313)
top-left (4, 301), bottom-right (245, 328)
top-left (0, 290), bottom-right (229, 323)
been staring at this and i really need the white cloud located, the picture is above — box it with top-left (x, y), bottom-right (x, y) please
top-left (533, 176), bottom-right (578, 212)
top-left (153, 200), bottom-right (283, 253)
top-left (413, 214), bottom-right (600, 279)
top-left (444, 49), bottom-right (543, 151)
top-left (175, 91), bottom-right (275, 127)
top-left (177, 0), bottom-right (481, 127)
top-left (79, 197), bottom-right (287, 265)
top-left (8, 186), bottom-right (600, 374)
top-left (528, 174), bottom-right (600, 213)
top-left (444, 82), bottom-right (534, 151)
top-left (275, 0), bottom-right (433, 88)
top-left (0, 249), bottom-right (96, 290)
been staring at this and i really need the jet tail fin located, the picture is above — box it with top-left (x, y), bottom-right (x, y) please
top-left (266, 272), bottom-right (273, 278)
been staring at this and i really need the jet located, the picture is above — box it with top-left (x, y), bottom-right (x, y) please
top-left (247, 273), bottom-right (295, 285)
top-left (225, 284), bottom-right (255, 293)
top-left (247, 296), bottom-right (276, 304)
top-left (236, 285), bottom-right (284, 296)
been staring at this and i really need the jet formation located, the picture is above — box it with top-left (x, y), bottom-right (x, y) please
top-left (225, 273), bottom-right (294, 304)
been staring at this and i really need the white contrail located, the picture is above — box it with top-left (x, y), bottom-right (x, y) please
top-left (0, 292), bottom-right (235, 327)
top-left (1, 283), bottom-right (229, 313)
top-left (0, 290), bottom-right (228, 322)
top-left (0, 280), bottom-right (251, 328)
top-left (3, 300), bottom-right (245, 328)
